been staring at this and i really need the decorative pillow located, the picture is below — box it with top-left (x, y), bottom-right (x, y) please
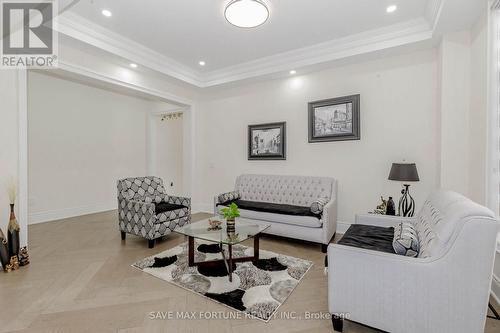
top-left (392, 222), bottom-right (419, 257)
top-left (218, 191), bottom-right (241, 204)
top-left (310, 198), bottom-right (328, 215)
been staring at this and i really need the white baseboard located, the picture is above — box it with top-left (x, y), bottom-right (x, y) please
top-left (29, 202), bottom-right (116, 224)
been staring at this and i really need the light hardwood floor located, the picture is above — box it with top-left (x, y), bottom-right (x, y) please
top-left (0, 211), bottom-right (498, 333)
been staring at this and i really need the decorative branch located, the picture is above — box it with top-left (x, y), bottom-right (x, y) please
top-left (7, 178), bottom-right (17, 205)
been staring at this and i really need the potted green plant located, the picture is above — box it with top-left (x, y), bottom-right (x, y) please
top-left (220, 202), bottom-right (240, 232)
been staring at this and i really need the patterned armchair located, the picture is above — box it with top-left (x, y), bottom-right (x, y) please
top-left (117, 177), bottom-right (191, 248)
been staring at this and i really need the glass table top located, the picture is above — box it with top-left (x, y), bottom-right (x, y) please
top-left (174, 218), bottom-right (270, 245)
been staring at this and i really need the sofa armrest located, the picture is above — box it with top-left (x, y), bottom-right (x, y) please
top-left (119, 189), bottom-right (132, 201)
top-left (214, 191), bottom-right (236, 214)
top-left (322, 199), bottom-right (337, 244)
top-left (327, 243), bottom-right (432, 330)
top-left (355, 213), bottom-right (416, 228)
top-left (167, 195), bottom-right (191, 208)
top-left (123, 199), bottom-right (156, 225)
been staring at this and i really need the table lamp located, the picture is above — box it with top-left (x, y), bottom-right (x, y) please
top-left (388, 163), bottom-right (420, 217)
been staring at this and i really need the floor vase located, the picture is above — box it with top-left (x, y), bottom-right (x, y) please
top-left (7, 204), bottom-right (20, 259)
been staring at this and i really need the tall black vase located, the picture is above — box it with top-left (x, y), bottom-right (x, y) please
top-left (0, 227), bottom-right (9, 269)
top-left (386, 197), bottom-right (396, 216)
top-left (7, 204), bottom-right (20, 259)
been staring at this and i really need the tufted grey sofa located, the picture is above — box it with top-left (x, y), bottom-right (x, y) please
top-left (328, 190), bottom-right (499, 332)
top-left (215, 174), bottom-right (337, 252)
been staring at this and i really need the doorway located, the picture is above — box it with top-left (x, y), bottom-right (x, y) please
top-left (23, 70), bottom-right (192, 226)
top-left (154, 111), bottom-right (184, 196)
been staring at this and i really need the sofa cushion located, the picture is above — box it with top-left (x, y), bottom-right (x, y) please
top-left (338, 224), bottom-right (395, 254)
top-left (156, 206), bottom-right (189, 224)
top-left (155, 201), bottom-right (188, 215)
top-left (217, 205), bottom-right (323, 228)
top-left (220, 199), bottom-right (321, 218)
top-left (392, 222), bottom-right (419, 257)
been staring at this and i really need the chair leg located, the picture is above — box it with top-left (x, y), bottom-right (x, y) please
top-left (121, 231), bottom-right (126, 240)
top-left (332, 316), bottom-right (343, 332)
top-left (148, 239), bottom-right (155, 249)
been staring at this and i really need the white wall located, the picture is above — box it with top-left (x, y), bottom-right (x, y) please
top-left (469, 13), bottom-right (488, 205)
top-left (27, 71), bottom-right (168, 223)
top-left (435, 21), bottom-right (489, 206)
top-left (0, 70), bottom-right (23, 244)
top-left (154, 115), bottom-right (184, 196)
top-left (438, 31), bottom-right (472, 197)
top-left (194, 49), bottom-right (440, 224)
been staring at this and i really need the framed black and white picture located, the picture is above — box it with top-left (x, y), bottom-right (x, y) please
top-left (248, 122), bottom-right (286, 160)
top-left (308, 94), bottom-right (360, 143)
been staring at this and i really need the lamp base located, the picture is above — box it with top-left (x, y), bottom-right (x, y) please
top-left (398, 184), bottom-right (415, 217)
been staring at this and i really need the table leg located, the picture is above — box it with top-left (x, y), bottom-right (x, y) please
top-left (188, 236), bottom-right (194, 266)
top-left (228, 244), bottom-right (233, 282)
top-left (253, 235), bottom-right (260, 264)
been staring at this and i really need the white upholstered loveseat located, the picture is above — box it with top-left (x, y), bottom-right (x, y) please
top-left (328, 190), bottom-right (499, 333)
top-left (215, 174), bottom-right (337, 252)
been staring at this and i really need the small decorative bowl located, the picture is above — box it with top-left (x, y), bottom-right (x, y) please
top-left (208, 218), bottom-right (222, 229)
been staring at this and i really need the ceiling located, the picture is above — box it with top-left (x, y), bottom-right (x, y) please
top-left (63, 0), bottom-right (426, 71)
top-left (56, 0), bottom-right (487, 87)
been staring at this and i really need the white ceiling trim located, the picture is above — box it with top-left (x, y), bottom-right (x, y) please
top-left (203, 18), bottom-right (432, 86)
top-left (57, 60), bottom-right (194, 106)
top-left (56, 12), bottom-right (204, 87)
top-left (56, 11), bottom-right (436, 87)
top-left (426, 0), bottom-right (446, 31)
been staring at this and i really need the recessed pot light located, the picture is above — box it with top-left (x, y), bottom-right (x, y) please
top-left (129, 63), bottom-right (138, 68)
top-left (102, 9), bottom-right (112, 17)
top-left (225, 0), bottom-right (269, 28)
top-left (199, 61), bottom-right (206, 66)
top-left (289, 70), bottom-right (297, 75)
top-left (386, 5), bottom-right (397, 13)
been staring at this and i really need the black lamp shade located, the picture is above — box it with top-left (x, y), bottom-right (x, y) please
top-left (388, 163), bottom-right (420, 182)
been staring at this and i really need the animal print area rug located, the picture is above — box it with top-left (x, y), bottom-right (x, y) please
top-left (132, 241), bottom-right (313, 322)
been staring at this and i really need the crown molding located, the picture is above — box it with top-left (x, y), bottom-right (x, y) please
top-left (202, 18), bottom-right (432, 86)
top-left (56, 60), bottom-right (194, 106)
top-left (56, 12), bottom-right (204, 87)
top-left (56, 11), bottom-right (436, 87)
top-left (426, 0), bottom-right (446, 31)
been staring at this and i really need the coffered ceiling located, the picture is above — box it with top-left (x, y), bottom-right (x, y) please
top-left (56, 0), bottom-right (487, 87)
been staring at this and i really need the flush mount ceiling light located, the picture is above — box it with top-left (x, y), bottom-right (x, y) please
top-left (129, 63), bottom-right (138, 68)
top-left (225, 0), bottom-right (269, 28)
top-left (199, 60), bottom-right (206, 66)
top-left (101, 9), bottom-right (112, 17)
top-left (289, 70), bottom-right (297, 75)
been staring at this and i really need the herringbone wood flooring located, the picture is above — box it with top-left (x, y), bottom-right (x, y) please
top-left (0, 211), bottom-right (498, 333)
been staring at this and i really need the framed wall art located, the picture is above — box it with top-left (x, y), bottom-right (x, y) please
top-left (248, 122), bottom-right (286, 160)
top-left (308, 94), bottom-right (360, 143)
